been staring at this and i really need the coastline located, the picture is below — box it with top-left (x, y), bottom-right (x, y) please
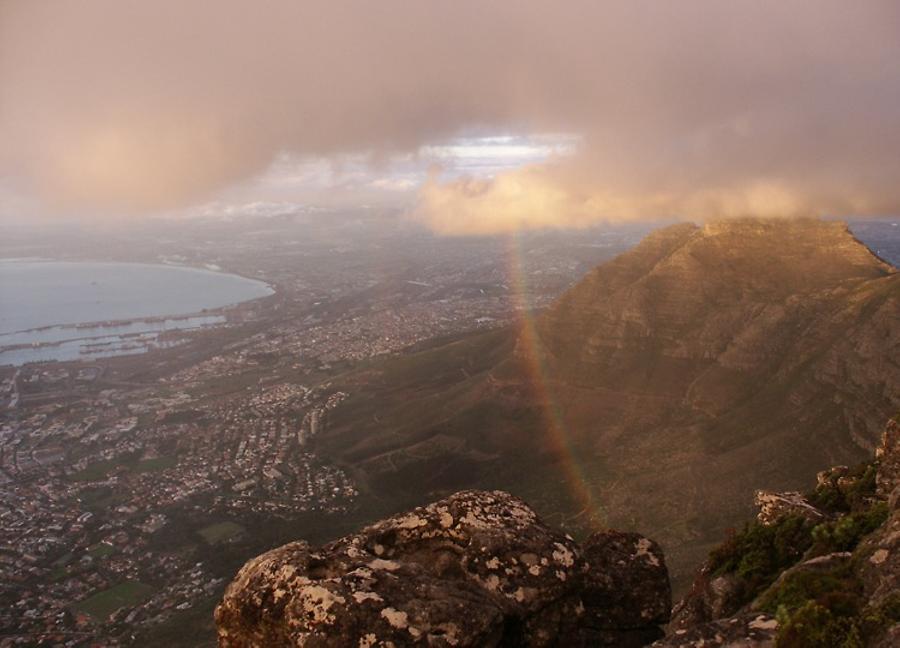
top-left (0, 259), bottom-right (278, 366)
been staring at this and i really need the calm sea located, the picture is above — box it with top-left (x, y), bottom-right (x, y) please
top-left (0, 260), bottom-right (273, 365)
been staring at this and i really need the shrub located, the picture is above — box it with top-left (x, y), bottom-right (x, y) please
top-left (857, 592), bottom-right (900, 640)
top-left (708, 514), bottom-right (815, 604)
top-left (808, 462), bottom-right (879, 515)
top-left (770, 569), bottom-right (900, 646)
top-left (775, 601), bottom-right (864, 648)
top-left (809, 502), bottom-right (888, 554)
top-left (842, 464), bottom-right (879, 511)
top-left (758, 562), bottom-right (862, 616)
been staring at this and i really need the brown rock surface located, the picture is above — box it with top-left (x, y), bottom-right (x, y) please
top-left (668, 566), bottom-right (745, 634)
top-left (215, 490), bottom-right (671, 647)
top-left (579, 531), bottom-right (672, 646)
top-left (654, 613), bottom-right (778, 647)
top-left (752, 491), bottom-right (827, 527)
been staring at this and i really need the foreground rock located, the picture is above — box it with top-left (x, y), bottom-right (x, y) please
top-left (215, 490), bottom-right (671, 647)
top-left (655, 613), bottom-right (778, 648)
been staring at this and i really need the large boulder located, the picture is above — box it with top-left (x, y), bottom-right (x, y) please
top-left (215, 490), bottom-right (671, 647)
top-left (579, 531), bottom-right (671, 646)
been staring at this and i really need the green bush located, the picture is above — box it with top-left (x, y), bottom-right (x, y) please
top-left (807, 484), bottom-right (847, 515)
top-left (708, 514), bottom-right (815, 604)
top-left (775, 592), bottom-right (900, 647)
top-left (775, 601), bottom-right (864, 648)
top-left (842, 464), bottom-right (879, 510)
top-left (758, 562), bottom-right (862, 616)
top-left (807, 462), bottom-right (878, 515)
top-left (769, 564), bottom-right (900, 646)
top-left (810, 502), bottom-right (888, 554)
top-left (857, 592), bottom-right (900, 640)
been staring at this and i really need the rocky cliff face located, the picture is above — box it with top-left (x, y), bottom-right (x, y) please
top-left (659, 416), bottom-right (900, 647)
top-left (215, 491), bottom-right (671, 647)
top-left (523, 217), bottom-right (900, 582)
top-left (535, 217), bottom-right (898, 447)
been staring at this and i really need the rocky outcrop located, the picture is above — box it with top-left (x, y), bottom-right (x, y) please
top-left (663, 415), bottom-right (900, 646)
top-left (580, 531), bottom-right (672, 645)
top-left (216, 412), bottom-right (900, 647)
top-left (655, 614), bottom-right (778, 648)
top-left (215, 490), bottom-right (671, 647)
top-left (753, 490), bottom-right (827, 526)
top-left (668, 568), bottom-right (744, 634)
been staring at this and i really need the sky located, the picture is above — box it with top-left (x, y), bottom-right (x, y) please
top-left (1, 1), bottom-right (899, 234)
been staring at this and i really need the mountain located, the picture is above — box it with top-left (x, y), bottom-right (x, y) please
top-left (318, 218), bottom-right (899, 587)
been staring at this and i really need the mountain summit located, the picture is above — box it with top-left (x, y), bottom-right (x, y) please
top-left (539, 218), bottom-right (892, 381)
top-left (322, 218), bottom-right (899, 586)
top-left (533, 218), bottom-right (896, 447)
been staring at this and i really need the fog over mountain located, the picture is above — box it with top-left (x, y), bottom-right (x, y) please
top-left (2, 1), bottom-right (900, 231)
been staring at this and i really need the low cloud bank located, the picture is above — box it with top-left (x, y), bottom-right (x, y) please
top-left (1, 1), bottom-right (899, 230)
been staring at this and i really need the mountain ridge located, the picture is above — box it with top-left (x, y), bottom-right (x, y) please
top-left (319, 217), bottom-right (899, 587)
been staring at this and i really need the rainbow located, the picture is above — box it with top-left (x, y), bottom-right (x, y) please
top-left (506, 233), bottom-right (604, 531)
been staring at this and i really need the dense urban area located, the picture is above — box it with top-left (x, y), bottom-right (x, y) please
top-left (0, 210), bottom-right (669, 646)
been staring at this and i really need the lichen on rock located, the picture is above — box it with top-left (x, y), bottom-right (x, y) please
top-left (215, 490), bottom-right (671, 647)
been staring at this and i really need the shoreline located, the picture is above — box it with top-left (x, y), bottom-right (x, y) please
top-left (0, 258), bottom-right (279, 366)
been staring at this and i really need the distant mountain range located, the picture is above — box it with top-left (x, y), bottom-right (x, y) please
top-left (319, 218), bottom-right (900, 588)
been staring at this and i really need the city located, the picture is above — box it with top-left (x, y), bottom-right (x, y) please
top-left (0, 214), bottom-right (653, 645)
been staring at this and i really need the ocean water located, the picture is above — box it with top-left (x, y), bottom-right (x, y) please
top-left (0, 260), bottom-right (273, 365)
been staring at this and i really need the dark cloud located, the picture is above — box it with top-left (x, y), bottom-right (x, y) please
top-left (1, 1), bottom-right (899, 230)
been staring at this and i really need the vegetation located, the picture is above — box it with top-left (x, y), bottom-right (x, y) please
top-left (198, 521), bottom-right (246, 545)
top-left (809, 503), bottom-right (888, 554)
top-left (759, 561), bottom-right (862, 618)
top-left (807, 463), bottom-right (879, 515)
top-left (775, 600), bottom-right (864, 648)
top-left (87, 542), bottom-right (116, 558)
top-left (703, 455), bottom-right (895, 647)
top-left (770, 576), bottom-right (900, 647)
top-left (68, 451), bottom-right (178, 481)
top-left (135, 455), bottom-right (178, 472)
top-left (708, 514), bottom-right (816, 602)
top-left (74, 581), bottom-right (155, 619)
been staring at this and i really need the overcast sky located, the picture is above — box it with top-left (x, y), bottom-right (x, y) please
top-left (2, 1), bottom-right (899, 233)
